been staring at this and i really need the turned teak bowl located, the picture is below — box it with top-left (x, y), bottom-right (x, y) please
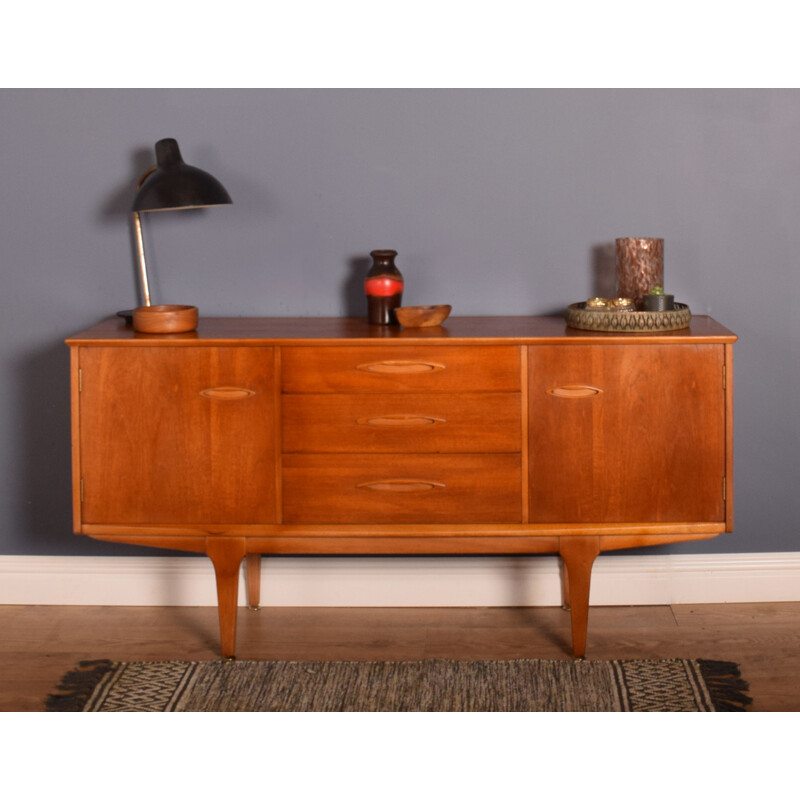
top-left (133, 304), bottom-right (198, 334)
top-left (395, 305), bottom-right (452, 327)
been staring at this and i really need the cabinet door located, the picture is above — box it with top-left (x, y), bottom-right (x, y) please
top-left (78, 347), bottom-right (276, 525)
top-left (528, 344), bottom-right (726, 523)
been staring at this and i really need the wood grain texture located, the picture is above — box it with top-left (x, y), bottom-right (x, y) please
top-left (725, 342), bottom-right (735, 530)
top-left (529, 343), bottom-right (727, 524)
top-left (66, 316), bottom-right (736, 659)
top-left (558, 536), bottom-right (601, 657)
top-left (282, 453), bottom-right (522, 524)
top-left (282, 392), bottom-right (521, 453)
top-left (77, 346), bottom-right (277, 525)
top-left (206, 537), bottom-right (247, 659)
top-left (281, 344), bottom-right (521, 393)
top-left (66, 314), bottom-right (737, 346)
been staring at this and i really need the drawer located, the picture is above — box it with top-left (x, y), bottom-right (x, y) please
top-left (282, 454), bottom-right (522, 523)
top-left (281, 346), bottom-right (520, 393)
top-left (282, 393), bottom-right (521, 453)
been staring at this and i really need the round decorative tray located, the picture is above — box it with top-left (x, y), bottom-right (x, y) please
top-left (566, 302), bottom-right (691, 333)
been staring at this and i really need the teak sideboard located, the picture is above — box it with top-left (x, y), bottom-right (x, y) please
top-left (66, 315), bottom-right (736, 659)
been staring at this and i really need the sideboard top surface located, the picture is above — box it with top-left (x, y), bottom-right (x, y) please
top-left (66, 315), bottom-right (737, 346)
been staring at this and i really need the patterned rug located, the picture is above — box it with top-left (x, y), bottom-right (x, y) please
top-left (45, 657), bottom-right (751, 712)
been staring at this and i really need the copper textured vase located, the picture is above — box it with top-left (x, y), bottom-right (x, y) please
top-left (615, 238), bottom-right (664, 309)
top-left (365, 250), bottom-right (404, 325)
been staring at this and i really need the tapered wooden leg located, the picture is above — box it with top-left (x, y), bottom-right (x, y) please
top-left (245, 553), bottom-right (262, 610)
top-left (206, 537), bottom-right (247, 659)
top-left (558, 536), bottom-right (600, 659)
top-left (560, 558), bottom-right (571, 610)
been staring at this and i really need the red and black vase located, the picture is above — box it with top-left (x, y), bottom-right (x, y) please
top-left (365, 250), bottom-right (404, 325)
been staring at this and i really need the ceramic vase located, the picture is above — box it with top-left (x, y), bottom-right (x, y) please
top-left (365, 250), bottom-right (404, 325)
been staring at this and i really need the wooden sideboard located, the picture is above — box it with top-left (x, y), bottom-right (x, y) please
top-left (67, 315), bottom-right (736, 659)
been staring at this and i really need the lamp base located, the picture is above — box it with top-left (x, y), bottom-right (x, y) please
top-left (132, 304), bottom-right (198, 334)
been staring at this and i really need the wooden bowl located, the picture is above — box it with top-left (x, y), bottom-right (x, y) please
top-left (133, 304), bottom-right (198, 334)
top-left (395, 305), bottom-right (452, 328)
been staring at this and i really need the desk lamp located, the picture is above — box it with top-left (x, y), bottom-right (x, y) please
top-left (129, 138), bottom-right (232, 333)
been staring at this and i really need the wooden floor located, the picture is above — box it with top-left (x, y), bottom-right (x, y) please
top-left (2, 602), bottom-right (799, 711)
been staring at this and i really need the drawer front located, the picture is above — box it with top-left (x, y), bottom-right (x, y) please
top-left (282, 393), bottom-right (521, 453)
top-left (282, 454), bottom-right (522, 523)
top-left (281, 346), bottom-right (520, 393)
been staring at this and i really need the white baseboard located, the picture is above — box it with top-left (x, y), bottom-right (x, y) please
top-left (2, 552), bottom-right (799, 607)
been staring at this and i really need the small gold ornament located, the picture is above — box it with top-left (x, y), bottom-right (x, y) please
top-left (585, 297), bottom-right (608, 309)
top-left (609, 297), bottom-right (635, 311)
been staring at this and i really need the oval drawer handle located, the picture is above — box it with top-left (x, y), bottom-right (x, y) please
top-left (356, 360), bottom-right (446, 374)
top-left (547, 385), bottom-right (602, 398)
top-left (357, 414), bottom-right (446, 427)
top-left (199, 387), bottom-right (257, 400)
top-left (357, 479), bottom-right (446, 493)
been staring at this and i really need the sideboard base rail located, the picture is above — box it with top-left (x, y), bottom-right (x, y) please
top-left (84, 529), bottom-right (723, 659)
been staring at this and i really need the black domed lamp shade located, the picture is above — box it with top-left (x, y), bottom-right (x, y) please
top-left (133, 138), bottom-right (232, 213)
top-left (129, 138), bottom-right (232, 332)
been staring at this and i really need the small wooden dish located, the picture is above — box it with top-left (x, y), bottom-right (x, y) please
top-left (133, 304), bottom-right (198, 334)
top-left (395, 305), bottom-right (452, 327)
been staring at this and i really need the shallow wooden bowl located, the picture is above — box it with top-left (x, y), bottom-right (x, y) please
top-left (395, 305), bottom-right (452, 327)
top-left (133, 304), bottom-right (198, 334)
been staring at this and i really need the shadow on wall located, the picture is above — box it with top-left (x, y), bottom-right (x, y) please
top-left (15, 342), bottom-right (73, 554)
top-left (97, 147), bottom-right (159, 309)
top-left (16, 340), bottom-right (172, 556)
top-left (591, 242), bottom-right (617, 298)
top-left (343, 255), bottom-right (371, 318)
top-left (99, 146), bottom-right (225, 311)
top-left (99, 148), bottom-right (156, 220)
top-left (340, 249), bottom-right (620, 321)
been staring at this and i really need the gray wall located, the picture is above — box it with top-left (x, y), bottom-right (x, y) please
top-left (2, 88), bottom-right (797, 557)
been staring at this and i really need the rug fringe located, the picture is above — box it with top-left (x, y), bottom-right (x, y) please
top-left (45, 659), bottom-right (115, 712)
top-left (697, 659), bottom-right (752, 712)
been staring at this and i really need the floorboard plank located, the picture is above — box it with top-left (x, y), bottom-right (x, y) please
top-left (2, 603), bottom-right (798, 711)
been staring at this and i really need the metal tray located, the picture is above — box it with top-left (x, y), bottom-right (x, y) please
top-left (566, 302), bottom-right (691, 332)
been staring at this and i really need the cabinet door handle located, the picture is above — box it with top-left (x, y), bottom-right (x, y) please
top-left (357, 479), bottom-right (446, 492)
top-left (199, 387), bottom-right (257, 400)
top-left (357, 414), bottom-right (446, 427)
top-left (546, 385), bottom-right (602, 398)
top-left (356, 360), bottom-right (446, 374)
